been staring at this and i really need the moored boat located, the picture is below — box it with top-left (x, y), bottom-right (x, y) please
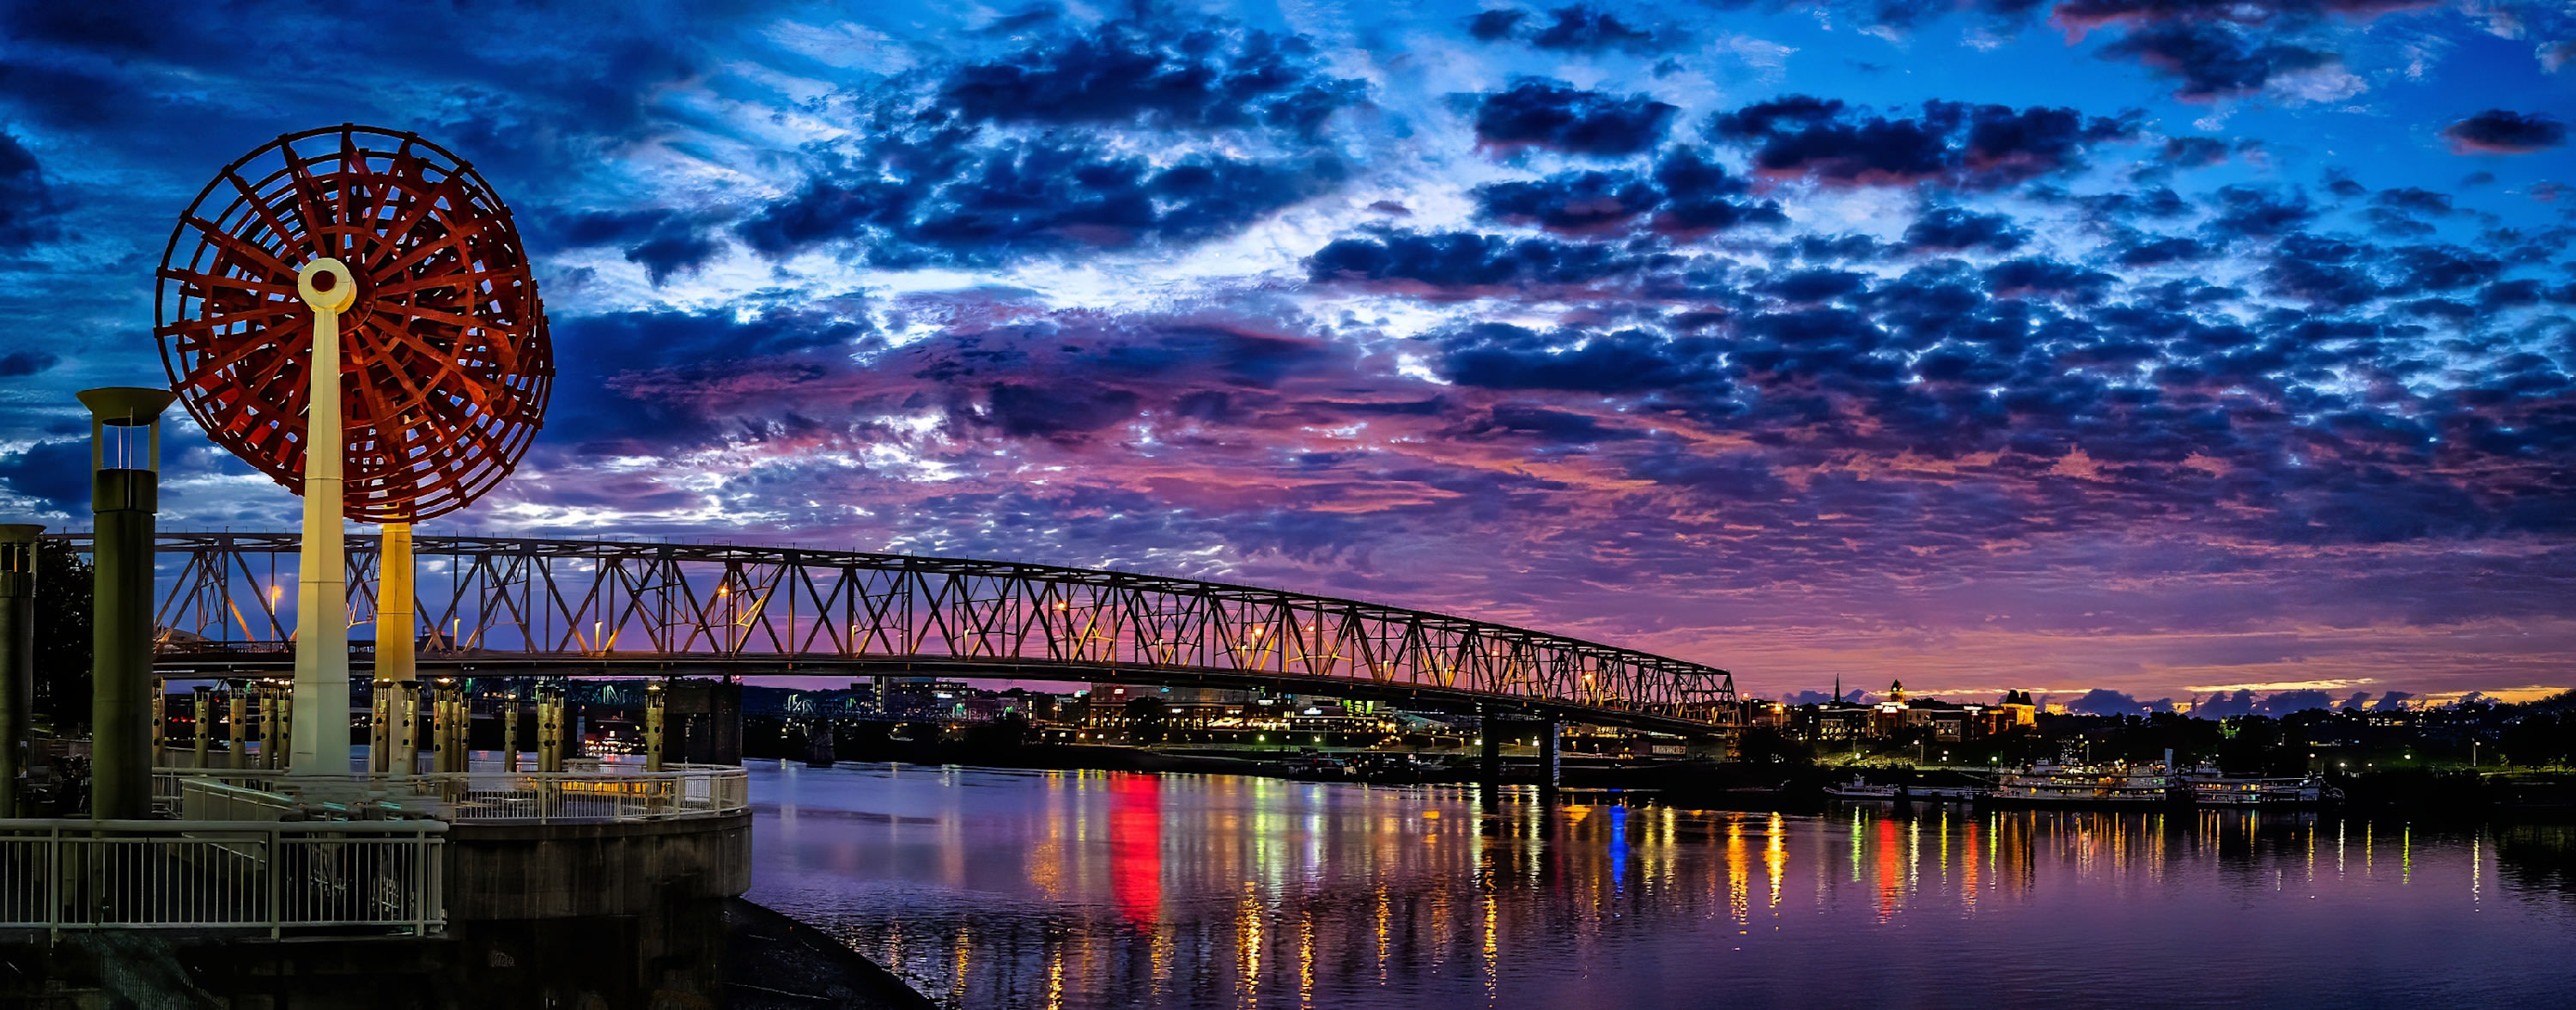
top-left (1825, 776), bottom-right (1899, 800)
top-left (1986, 760), bottom-right (2178, 807)
top-left (2180, 765), bottom-right (2338, 806)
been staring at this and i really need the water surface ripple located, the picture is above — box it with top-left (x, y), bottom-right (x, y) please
top-left (747, 762), bottom-right (2576, 1009)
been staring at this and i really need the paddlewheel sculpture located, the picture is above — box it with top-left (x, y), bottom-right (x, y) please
top-left (152, 124), bottom-right (552, 522)
top-left (152, 125), bottom-right (551, 774)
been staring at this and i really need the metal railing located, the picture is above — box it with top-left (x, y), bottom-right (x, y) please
top-left (0, 819), bottom-right (444, 936)
top-left (150, 764), bottom-right (750, 824)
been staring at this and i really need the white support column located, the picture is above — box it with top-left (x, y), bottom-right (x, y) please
top-left (291, 258), bottom-right (355, 776)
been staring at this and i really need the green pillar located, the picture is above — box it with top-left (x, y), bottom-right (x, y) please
top-left (0, 524), bottom-right (39, 817)
top-left (79, 387), bottom-right (176, 821)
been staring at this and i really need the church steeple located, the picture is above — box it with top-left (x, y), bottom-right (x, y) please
top-left (1833, 672), bottom-right (1842, 705)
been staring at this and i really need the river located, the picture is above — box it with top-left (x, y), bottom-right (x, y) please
top-left (744, 761), bottom-right (2576, 1009)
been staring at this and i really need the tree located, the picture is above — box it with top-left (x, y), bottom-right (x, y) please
top-left (1121, 696), bottom-right (1170, 745)
top-left (32, 540), bottom-right (90, 732)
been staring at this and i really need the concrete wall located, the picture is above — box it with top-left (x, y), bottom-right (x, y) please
top-left (447, 811), bottom-right (750, 920)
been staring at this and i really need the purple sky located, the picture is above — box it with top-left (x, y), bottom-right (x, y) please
top-left (0, 0), bottom-right (2572, 710)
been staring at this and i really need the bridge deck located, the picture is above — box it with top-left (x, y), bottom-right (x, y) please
top-left (48, 532), bottom-right (1741, 736)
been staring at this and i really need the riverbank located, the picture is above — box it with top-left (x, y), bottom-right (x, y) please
top-left (778, 734), bottom-right (2576, 822)
top-left (723, 898), bottom-right (935, 1010)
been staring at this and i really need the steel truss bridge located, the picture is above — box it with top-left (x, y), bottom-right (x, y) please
top-left (49, 533), bottom-right (1740, 736)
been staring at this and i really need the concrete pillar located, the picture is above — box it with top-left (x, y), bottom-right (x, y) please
top-left (399, 681), bottom-right (423, 776)
top-left (0, 524), bottom-right (38, 816)
top-left (376, 523), bottom-right (417, 776)
top-left (1479, 711), bottom-right (1503, 790)
top-left (536, 688), bottom-right (563, 774)
top-left (503, 693), bottom-right (520, 773)
top-left (368, 676), bottom-right (393, 773)
top-left (645, 682), bottom-right (666, 773)
top-left (80, 386), bottom-right (175, 820)
top-left (191, 685), bottom-right (210, 770)
top-left (226, 687), bottom-right (246, 770)
top-left (1540, 717), bottom-right (1561, 794)
top-left (150, 678), bottom-right (165, 766)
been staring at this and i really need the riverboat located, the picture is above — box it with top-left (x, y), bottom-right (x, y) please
top-left (2179, 765), bottom-right (2338, 806)
top-left (1826, 776), bottom-right (1899, 800)
top-left (1987, 761), bottom-right (2178, 806)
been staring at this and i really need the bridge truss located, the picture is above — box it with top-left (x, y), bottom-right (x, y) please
top-left (51, 533), bottom-right (1740, 734)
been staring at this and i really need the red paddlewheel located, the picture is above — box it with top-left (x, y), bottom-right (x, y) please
top-left (154, 125), bottom-right (553, 523)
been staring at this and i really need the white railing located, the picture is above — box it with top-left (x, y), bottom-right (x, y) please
top-left (0, 819), bottom-right (444, 936)
top-left (151, 764), bottom-right (750, 824)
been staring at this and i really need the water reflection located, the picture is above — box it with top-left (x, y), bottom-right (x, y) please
top-left (750, 763), bottom-right (2576, 1009)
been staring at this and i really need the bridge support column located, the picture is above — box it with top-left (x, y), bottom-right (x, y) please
top-left (1539, 717), bottom-right (1560, 799)
top-left (0, 524), bottom-right (36, 816)
top-left (1479, 713), bottom-right (1502, 791)
top-left (82, 387), bottom-right (175, 821)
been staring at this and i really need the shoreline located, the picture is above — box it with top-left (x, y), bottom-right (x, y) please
top-left (724, 897), bottom-right (936, 1010)
top-left (752, 745), bottom-right (2576, 824)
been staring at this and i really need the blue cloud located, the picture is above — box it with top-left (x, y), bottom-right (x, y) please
top-left (1474, 79), bottom-right (1677, 156)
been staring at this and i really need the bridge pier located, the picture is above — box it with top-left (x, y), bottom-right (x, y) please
top-left (1539, 717), bottom-right (1560, 799)
top-left (1479, 712), bottom-right (1502, 792)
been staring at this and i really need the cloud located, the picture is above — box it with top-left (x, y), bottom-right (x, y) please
top-left (738, 14), bottom-right (1357, 265)
top-left (2159, 136), bottom-right (2233, 167)
top-left (1471, 155), bottom-right (1783, 233)
top-left (2095, 21), bottom-right (2338, 101)
top-left (0, 350), bottom-right (58, 377)
top-left (1474, 79), bottom-right (1678, 156)
top-left (939, 19), bottom-right (1364, 137)
top-left (1465, 5), bottom-right (1686, 52)
top-left (1475, 170), bottom-right (1662, 230)
top-left (1709, 95), bottom-right (2137, 189)
top-left (1905, 206), bottom-right (2028, 252)
top-left (0, 441), bottom-right (89, 514)
top-left (0, 130), bottom-right (55, 251)
top-left (1304, 230), bottom-right (1656, 289)
top-left (742, 136), bottom-right (1344, 266)
top-left (2066, 688), bottom-right (2173, 715)
top-left (545, 208), bottom-right (722, 285)
top-left (2440, 109), bottom-right (2569, 155)
top-left (2258, 688), bottom-right (2336, 714)
top-left (1435, 322), bottom-right (1735, 395)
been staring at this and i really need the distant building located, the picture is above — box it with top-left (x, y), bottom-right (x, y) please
top-left (1786, 681), bottom-right (2039, 743)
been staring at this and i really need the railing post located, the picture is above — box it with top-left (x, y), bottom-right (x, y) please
top-left (45, 826), bottom-right (59, 940)
top-left (267, 824), bottom-right (282, 939)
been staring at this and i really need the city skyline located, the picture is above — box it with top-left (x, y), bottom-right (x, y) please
top-left (1, 1), bottom-right (2572, 708)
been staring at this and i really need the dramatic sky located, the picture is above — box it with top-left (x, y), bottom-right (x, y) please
top-left (1, 0), bottom-right (2572, 712)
